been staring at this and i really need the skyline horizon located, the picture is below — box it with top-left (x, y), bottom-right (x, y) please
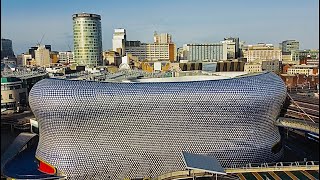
top-left (2, 0), bottom-right (319, 55)
top-left (2, 27), bottom-right (319, 55)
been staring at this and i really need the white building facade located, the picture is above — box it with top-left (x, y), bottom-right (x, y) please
top-left (184, 43), bottom-right (227, 62)
top-left (287, 65), bottom-right (319, 76)
top-left (112, 28), bottom-right (126, 56)
top-left (125, 41), bottom-right (176, 62)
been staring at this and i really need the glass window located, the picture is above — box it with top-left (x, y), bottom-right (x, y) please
top-left (9, 94), bottom-right (13, 99)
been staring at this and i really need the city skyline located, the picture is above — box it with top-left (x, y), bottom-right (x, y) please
top-left (1, 0), bottom-right (319, 55)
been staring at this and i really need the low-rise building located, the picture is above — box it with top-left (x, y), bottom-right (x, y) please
top-left (287, 64), bottom-right (319, 76)
top-left (244, 62), bottom-right (262, 73)
top-left (292, 49), bottom-right (319, 61)
top-left (103, 51), bottom-right (121, 66)
top-left (1, 77), bottom-right (28, 111)
top-left (260, 59), bottom-right (280, 74)
top-left (215, 60), bottom-right (245, 72)
top-left (281, 52), bottom-right (293, 62)
top-left (306, 59), bottom-right (319, 66)
top-left (58, 51), bottom-right (74, 64)
top-left (141, 61), bottom-right (171, 73)
top-left (177, 47), bottom-right (188, 61)
top-left (300, 57), bottom-right (319, 66)
top-left (125, 41), bottom-right (176, 62)
top-left (282, 63), bottom-right (295, 74)
top-left (179, 62), bottom-right (203, 71)
top-left (1, 57), bottom-right (16, 65)
top-left (243, 43), bottom-right (282, 62)
top-left (244, 59), bottom-right (280, 74)
top-left (50, 51), bottom-right (59, 64)
top-left (178, 60), bottom-right (244, 72)
top-left (20, 54), bottom-right (33, 66)
top-left (280, 74), bottom-right (319, 89)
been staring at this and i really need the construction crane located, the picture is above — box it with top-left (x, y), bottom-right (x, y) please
top-left (67, 43), bottom-right (72, 52)
top-left (36, 34), bottom-right (45, 46)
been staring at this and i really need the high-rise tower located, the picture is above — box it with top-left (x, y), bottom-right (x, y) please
top-left (1, 38), bottom-right (15, 59)
top-left (72, 13), bottom-right (102, 66)
top-left (112, 28), bottom-right (126, 56)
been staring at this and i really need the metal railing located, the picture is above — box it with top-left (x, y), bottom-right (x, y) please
top-left (154, 161), bottom-right (319, 180)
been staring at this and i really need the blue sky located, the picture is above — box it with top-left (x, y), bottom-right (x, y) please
top-left (1, 0), bottom-right (319, 54)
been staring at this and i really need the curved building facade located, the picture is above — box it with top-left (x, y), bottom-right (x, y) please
top-left (29, 72), bottom-right (287, 179)
top-left (72, 13), bottom-right (102, 67)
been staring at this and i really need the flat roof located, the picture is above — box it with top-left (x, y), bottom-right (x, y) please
top-left (182, 152), bottom-right (226, 175)
top-left (125, 72), bottom-right (253, 83)
top-left (72, 13), bottom-right (101, 20)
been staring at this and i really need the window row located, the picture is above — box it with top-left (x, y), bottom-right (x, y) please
top-left (1, 85), bottom-right (22, 91)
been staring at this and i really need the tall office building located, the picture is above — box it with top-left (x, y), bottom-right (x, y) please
top-left (280, 40), bottom-right (299, 53)
top-left (72, 13), bottom-right (102, 67)
top-left (1, 38), bottom-right (15, 59)
top-left (154, 32), bottom-right (172, 44)
top-left (29, 45), bottom-right (51, 59)
top-left (35, 45), bottom-right (50, 66)
top-left (112, 28), bottom-right (126, 56)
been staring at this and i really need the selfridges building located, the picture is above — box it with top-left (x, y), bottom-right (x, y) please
top-left (29, 72), bottom-right (287, 179)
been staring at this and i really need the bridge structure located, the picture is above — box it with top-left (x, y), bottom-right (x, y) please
top-left (1, 71), bottom-right (48, 80)
top-left (278, 93), bottom-right (319, 137)
top-left (154, 161), bottom-right (319, 180)
top-left (282, 93), bottom-right (319, 122)
top-left (275, 117), bottom-right (319, 135)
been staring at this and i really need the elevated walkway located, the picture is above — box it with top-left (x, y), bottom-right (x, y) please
top-left (275, 117), bottom-right (319, 135)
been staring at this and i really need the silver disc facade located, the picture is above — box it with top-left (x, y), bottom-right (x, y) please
top-left (29, 72), bottom-right (287, 179)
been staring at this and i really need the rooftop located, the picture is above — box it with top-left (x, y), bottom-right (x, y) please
top-left (1, 77), bottom-right (22, 83)
top-left (72, 13), bottom-right (101, 20)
